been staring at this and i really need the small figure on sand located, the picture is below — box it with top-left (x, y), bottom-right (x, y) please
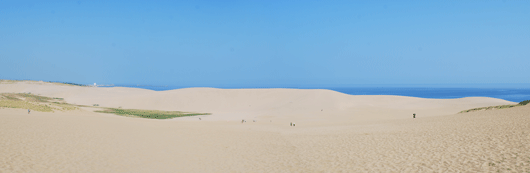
top-left (242, 119), bottom-right (245, 123)
top-left (293, 122), bottom-right (295, 127)
top-left (290, 122), bottom-right (292, 126)
top-left (28, 109), bottom-right (30, 114)
top-left (199, 117), bottom-right (201, 120)
top-left (413, 113), bottom-right (416, 119)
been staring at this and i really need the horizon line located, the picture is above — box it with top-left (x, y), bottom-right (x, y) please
top-left (1, 79), bottom-right (530, 88)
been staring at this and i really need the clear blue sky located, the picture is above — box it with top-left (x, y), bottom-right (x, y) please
top-left (1, 0), bottom-right (529, 87)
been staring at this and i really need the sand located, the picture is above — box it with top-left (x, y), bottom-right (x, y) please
top-left (1, 82), bottom-right (529, 172)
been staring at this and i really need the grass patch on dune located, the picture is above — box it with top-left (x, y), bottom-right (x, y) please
top-left (1, 92), bottom-right (208, 119)
top-left (18, 93), bottom-right (52, 102)
top-left (53, 102), bottom-right (79, 111)
top-left (1, 93), bottom-right (52, 102)
top-left (459, 100), bottom-right (529, 113)
top-left (2, 94), bottom-right (20, 101)
top-left (0, 100), bottom-right (55, 112)
top-left (0, 80), bottom-right (18, 84)
top-left (459, 104), bottom-right (521, 113)
top-left (0, 93), bottom-right (77, 112)
top-left (95, 108), bottom-right (210, 119)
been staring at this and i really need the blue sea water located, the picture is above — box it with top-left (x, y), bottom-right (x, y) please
top-left (106, 85), bottom-right (530, 103)
top-left (328, 87), bottom-right (530, 103)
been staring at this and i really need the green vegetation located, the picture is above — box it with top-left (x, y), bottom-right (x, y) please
top-left (0, 92), bottom-right (209, 119)
top-left (0, 93), bottom-right (77, 112)
top-left (1, 93), bottom-right (52, 102)
top-left (2, 93), bottom-right (20, 101)
top-left (0, 100), bottom-right (55, 112)
top-left (459, 104), bottom-right (521, 113)
top-left (519, 100), bottom-right (530, 105)
top-left (95, 108), bottom-right (210, 119)
top-left (20, 93), bottom-right (52, 102)
top-left (53, 102), bottom-right (79, 111)
top-left (0, 80), bottom-right (18, 84)
top-left (461, 99), bottom-right (530, 113)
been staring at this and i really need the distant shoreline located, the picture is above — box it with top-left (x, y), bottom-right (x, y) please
top-left (2, 80), bottom-right (529, 102)
top-left (99, 85), bottom-right (530, 102)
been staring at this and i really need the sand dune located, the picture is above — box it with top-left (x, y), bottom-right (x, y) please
top-left (1, 82), bottom-right (529, 172)
top-left (0, 82), bottom-right (514, 124)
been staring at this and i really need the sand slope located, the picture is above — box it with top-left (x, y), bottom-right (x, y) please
top-left (1, 82), bottom-right (528, 172)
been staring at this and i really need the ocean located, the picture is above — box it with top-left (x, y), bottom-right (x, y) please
top-left (104, 85), bottom-right (530, 103)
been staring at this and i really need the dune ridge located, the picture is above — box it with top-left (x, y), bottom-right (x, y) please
top-left (0, 82), bottom-right (514, 124)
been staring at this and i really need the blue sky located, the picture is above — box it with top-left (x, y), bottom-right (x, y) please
top-left (1, 0), bottom-right (529, 87)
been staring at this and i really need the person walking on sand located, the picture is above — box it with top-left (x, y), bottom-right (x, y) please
top-left (28, 109), bottom-right (30, 114)
top-left (413, 113), bottom-right (416, 119)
